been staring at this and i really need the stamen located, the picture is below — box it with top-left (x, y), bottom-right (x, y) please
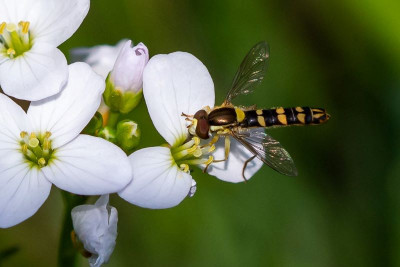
top-left (22, 144), bottom-right (28, 154)
top-left (19, 21), bottom-right (30, 34)
top-left (7, 48), bottom-right (15, 57)
top-left (38, 158), bottom-right (46, 167)
top-left (0, 22), bottom-right (6, 34)
top-left (20, 131), bottom-right (28, 138)
top-left (186, 145), bottom-right (197, 154)
top-left (180, 164), bottom-right (189, 173)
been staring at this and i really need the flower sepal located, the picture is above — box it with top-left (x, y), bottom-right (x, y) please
top-left (103, 75), bottom-right (143, 114)
top-left (82, 112), bottom-right (103, 136)
top-left (97, 126), bottom-right (117, 144)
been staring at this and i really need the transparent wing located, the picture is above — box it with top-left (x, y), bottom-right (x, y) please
top-left (224, 41), bottom-right (270, 104)
top-left (231, 129), bottom-right (298, 176)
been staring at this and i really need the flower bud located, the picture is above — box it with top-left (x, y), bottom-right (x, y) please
top-left (82, 112), bottom-right (103, 135)
top-left (71, 195), bottom-right (118, 267)
top-left (116, 120), bottom-right (141, 154)
top-left (97, 126), bottom-right (117, 144)
top-left (110, 40), bottom-right (148, 93)
top-left (103, 40), bottom-right (148, 114)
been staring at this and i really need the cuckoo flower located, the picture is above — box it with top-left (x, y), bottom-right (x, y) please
top-left (118, 52), bottom-right (263, 209)
top-left (0, 0), bottom-right (89, 101)
top-left (72, 195), bottom-right (118, 267)
top-left (0, 63), bottom-right (132, 228)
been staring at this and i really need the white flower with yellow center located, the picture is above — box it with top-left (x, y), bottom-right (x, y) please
top-left (0, 0), bottom-right (90, 101)
top-left (0, 63), bottom-right (132, 228)
top-left (118, 52), bottom-right (263, 209)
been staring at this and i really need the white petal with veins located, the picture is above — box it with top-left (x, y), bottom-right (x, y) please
top-left (28, 63), bottom-right (105, 148)
top-left (42, 135), bottom-right (132, 195)
top-left (0, 43), bottom-right (68, 101)
top-left (143, 52), bottom-right (215, 147)
top-left (119, 147), bottom-right (193, 209)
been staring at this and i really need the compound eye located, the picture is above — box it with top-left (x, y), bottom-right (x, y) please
top-left (196, 118), bottom-right (210, 139)
top-left (194, 110), bottom-right (208, 120)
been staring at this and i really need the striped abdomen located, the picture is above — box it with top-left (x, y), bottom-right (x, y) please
top-left (240, 107), bottom-right (330, 128)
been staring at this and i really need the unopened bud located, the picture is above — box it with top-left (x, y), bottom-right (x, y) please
top-left (110, 41), bottom-right (148, 94)
top-left (116, 120), bottom-right (141, 154)
top-left (103, 40), bottom-right (148, 114)
top-left (82, 112), bottom-right (103, 135)
top-left (98, 126), bottom-right (117, 144)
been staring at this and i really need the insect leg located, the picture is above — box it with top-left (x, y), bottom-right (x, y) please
top-left (213, 135), bottom-right (231, 163)
top-left (242, 155), bottom-right (257, 182)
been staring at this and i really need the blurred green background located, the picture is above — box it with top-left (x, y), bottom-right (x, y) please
top-left (1, 0), bottom-right (400, 266)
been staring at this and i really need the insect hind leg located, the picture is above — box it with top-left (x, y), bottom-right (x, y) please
top-left (242, 155), bottom-right (257, 182)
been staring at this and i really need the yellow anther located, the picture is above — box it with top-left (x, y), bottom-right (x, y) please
top-left (43, 139), bottom-right (50, 151)
top-left (22, 144), bottom-right (28, 154)
top-left (187, 145), bottom-right (198, 154)
top-left (193, 136), bottom-right (200, 146)
top-left (204, 156), bottom-right (214, 165)
top-left (44, 131), bottom-right (52, 138)
top-left (19, 21), bottom-right (30, 34)
top-left (7, 48), bottom-right (15, 56)
top-left (0, 22), bottom-right (6, 34)
top-left (208, 145), bottom-right (216, 153)
top-left (6, 23), bottom-right (16, 32)
top-left (20, 131), bottom-right (28, 138)
top-left (30, 132), bottom-right (36, 139)
top-left (38, 158), bottom-right (46, 167)
top-left (180, 164), bottom-right (189, 173)
top-left (193, 148), bottom-right (202, 158)
top-left (28, 137), bottom-right (39, 148)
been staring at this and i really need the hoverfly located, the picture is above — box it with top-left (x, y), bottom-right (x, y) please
top-left (184, 41), bottom-right (330, 179)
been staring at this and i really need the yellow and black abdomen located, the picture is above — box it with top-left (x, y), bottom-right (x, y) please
top-left (240, 107), bottom-right (330, 128)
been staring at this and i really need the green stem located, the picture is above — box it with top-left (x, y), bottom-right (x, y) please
top-left (57, 191), bottom-right (88, 267)
top-left (107, 111), bottom-right (120, 128)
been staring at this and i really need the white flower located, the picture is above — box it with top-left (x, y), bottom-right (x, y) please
top-left (118, 52), bottom-right (263, 209)
top-left (0, 63), bottom-right (132, 228)
top-left (0, 0), bottom-right (90, 101)
top-left (71, 195), bottom-right (117, 267)
top-left (109, 40), bottom-right (149, 94)
top-left (70, 39), bottom-right (127, 79)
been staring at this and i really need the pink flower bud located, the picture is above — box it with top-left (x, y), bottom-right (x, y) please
top-left (109, 40), bottom-right (149, 93)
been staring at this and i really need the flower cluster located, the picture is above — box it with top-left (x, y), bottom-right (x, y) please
top-left (0, 0), bottom-right (264, 266)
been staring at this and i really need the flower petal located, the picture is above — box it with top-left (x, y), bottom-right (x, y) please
top-left (143, 52), bottom-right (215, 146)
top-left (70, 40), bottom-right (127, 79)
top-left (0, 43), bottom-right (68, 101)
top-left (118, 147), bottom-right (193, 209)
top-left (205, 136), bottom-right (264, 183)
top-left (27, 0), bottom-right (90, 46)
top-left (42, 135), bottom-right (132, 195)
top-left (0, 93), bottom-right (30, 143)
top-left (0, 155), bottom-right (52, 228)
top-left (72, 195), bottom-right (117, 267)
top-left (27, 63), bottom-right (105, 148)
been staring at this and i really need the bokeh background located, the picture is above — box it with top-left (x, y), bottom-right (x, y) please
top-left (1, 0), bottom-right (400, 266)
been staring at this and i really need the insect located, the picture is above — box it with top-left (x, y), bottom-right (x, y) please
top-left (184, 41), bottom-right (330, 179)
